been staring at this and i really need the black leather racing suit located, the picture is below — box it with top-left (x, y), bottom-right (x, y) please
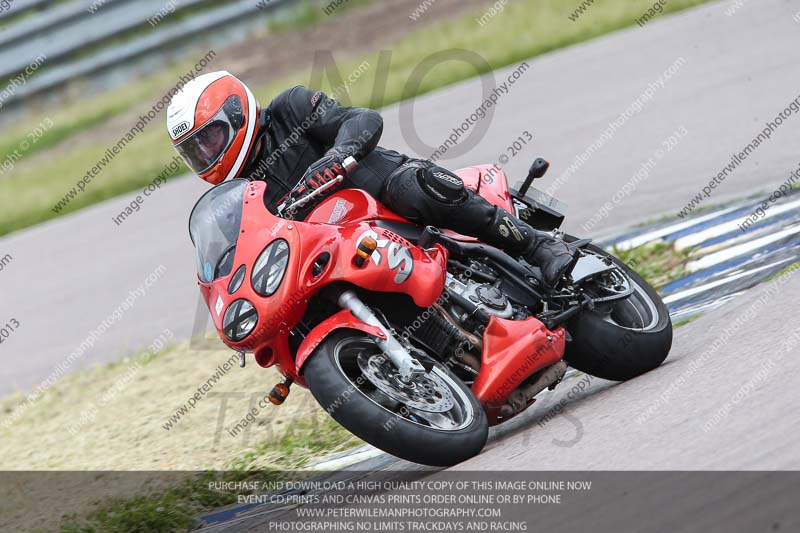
top-left (240, 86), bottom-right (573, 285)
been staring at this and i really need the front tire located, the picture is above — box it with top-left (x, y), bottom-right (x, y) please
top-left (564, 243), bottom-right (673, 381)
top-left (304, 330), bottom-right (488, 467)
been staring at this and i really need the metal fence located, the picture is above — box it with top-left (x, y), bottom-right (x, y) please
top-left (0, 0), bottom-right (297, 109)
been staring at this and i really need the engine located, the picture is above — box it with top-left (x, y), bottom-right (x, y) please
top-left (445, 274), bottom-right (513, 319)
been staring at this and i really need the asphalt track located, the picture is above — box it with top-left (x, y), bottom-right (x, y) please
top-left (197, 258), bottom-right (800, 532)
top-left (0, 0), bottom-right (798, 445)
top-left (196, 199), bottom-right (800, 528)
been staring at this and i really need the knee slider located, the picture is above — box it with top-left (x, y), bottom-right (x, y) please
top-left (419, 166), bottom-right (468, 205)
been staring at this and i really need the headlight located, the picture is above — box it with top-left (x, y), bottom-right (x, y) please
top-left (223, 299), bottom-right (258, 342)
top-left (252, 239), bottom-right (289, 297)
top-left (228, 265), bottom-right (246, 294)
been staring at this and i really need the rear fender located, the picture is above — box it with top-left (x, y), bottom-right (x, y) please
top-left (455, 165), bottom-right (515, 212)
top-left (295, 309), bottom-right (385, 373)
top-left (443, 165), bottom-right (515, 242)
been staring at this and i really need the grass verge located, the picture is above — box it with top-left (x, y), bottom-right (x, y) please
top-left (0, 341), bottom-right (360, 531)
top-left (764, 261), bottom-right (800, 283)
top-left (611, 241), bottom-right (690, 289)
top-left (57, 417), bottom-right (356, 532)
top-left (0, 0), bottom-right (714, 236)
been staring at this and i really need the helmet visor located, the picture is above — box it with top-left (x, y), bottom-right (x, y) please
top-left (175, 97), bottom-right (244, 174)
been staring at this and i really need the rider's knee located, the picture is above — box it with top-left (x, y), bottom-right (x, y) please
top-left (382, 162), bottom-right (469, 223)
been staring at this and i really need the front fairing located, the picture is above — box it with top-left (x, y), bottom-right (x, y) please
top-left (195, 183), bottom-right (447, 372)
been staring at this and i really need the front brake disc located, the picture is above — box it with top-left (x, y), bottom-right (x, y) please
top-left (357, 352), bottom-right (454, 413)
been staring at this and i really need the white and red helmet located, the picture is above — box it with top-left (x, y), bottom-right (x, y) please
top-left (167, 71), bottom-right (260, 185)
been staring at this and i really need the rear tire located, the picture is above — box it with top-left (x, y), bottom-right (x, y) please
top-left (564, 243), bottom-right (673, 381)
top-left (304, 330), bottom-right (488, 467)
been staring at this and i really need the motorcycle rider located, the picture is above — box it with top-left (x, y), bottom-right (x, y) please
top-left (167, 71), bottom-right (575, 285)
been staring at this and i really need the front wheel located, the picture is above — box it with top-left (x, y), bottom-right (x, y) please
top-left (564, 242), bottom-right (673, 381)
top-left (304, 330), bottom-right (488, 467)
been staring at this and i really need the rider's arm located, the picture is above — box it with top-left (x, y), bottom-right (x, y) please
top-left (282, 86), bottom-right (383, 161)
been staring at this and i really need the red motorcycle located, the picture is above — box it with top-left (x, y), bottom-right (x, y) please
top-left (189, 158), bottom-right (672, 466)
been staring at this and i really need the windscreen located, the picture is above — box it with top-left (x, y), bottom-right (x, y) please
top-left (189, 180), bottom-right (247, 282)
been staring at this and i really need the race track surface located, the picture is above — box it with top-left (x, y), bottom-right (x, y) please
top-left (469, 271), bottom-right (800, 470)
top-left (197, 266), bottom-right (800, 530)
top-left (1, 0), bottom-right (798, 400)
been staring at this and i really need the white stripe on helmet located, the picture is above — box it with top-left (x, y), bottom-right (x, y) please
top-left (166, 70), bottom-right (230, 141)
top-left (222, 80), bottom-right (258, 182)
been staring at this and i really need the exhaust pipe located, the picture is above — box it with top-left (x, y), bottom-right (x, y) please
top-left (500, 361), bottom-right (568, 417)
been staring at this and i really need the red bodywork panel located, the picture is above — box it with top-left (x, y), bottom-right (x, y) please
top-left (197, 166), bottom-right (565, 422)
top-left (472, 316), bottom-right (567, 425)
top-left (199, 182), bottom-right (447, 386)
top-left (293, 309), bottom-right (386, 372)
top-left (305, 188), bottom-right (409, 226)
top-left (457, 165), bottom-right (515, 212)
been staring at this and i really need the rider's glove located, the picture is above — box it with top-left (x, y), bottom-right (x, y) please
top-left (280, 150), bottom-right (357, 216)
top-left (292, 150), bottom-right (358, 201)
top-left (298, 150), bottom-right (347, 196)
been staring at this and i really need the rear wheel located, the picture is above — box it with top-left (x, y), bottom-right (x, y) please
top-left (564, 243), bottom-right (672, 381)
top-left (304, 330), bottom-right (488, 467)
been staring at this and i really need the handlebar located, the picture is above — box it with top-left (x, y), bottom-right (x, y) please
top-left (276, 156), bottom-right (359, 218)
top-left (278, 175), bottom-right (345, 216)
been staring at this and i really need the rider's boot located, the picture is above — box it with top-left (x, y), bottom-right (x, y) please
top-left (477, 207), bottom-right (576, 286)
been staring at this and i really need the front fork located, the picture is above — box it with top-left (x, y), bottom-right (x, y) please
top-left (338, 290), bottom-right (427, 382)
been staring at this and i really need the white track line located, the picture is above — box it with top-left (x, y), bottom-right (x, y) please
top-left (613, 205), bottom-right (743, 251)
top-left (674, 197), bottom-right (800, 250)
top-left (308, 447), bottom-right (385, 471)
top-left (687, 224), bottom-right (778, 258)
top-left (664, 259), bottom-right (793, 304)
top-left (686, 225), bottom-right (800, 272)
